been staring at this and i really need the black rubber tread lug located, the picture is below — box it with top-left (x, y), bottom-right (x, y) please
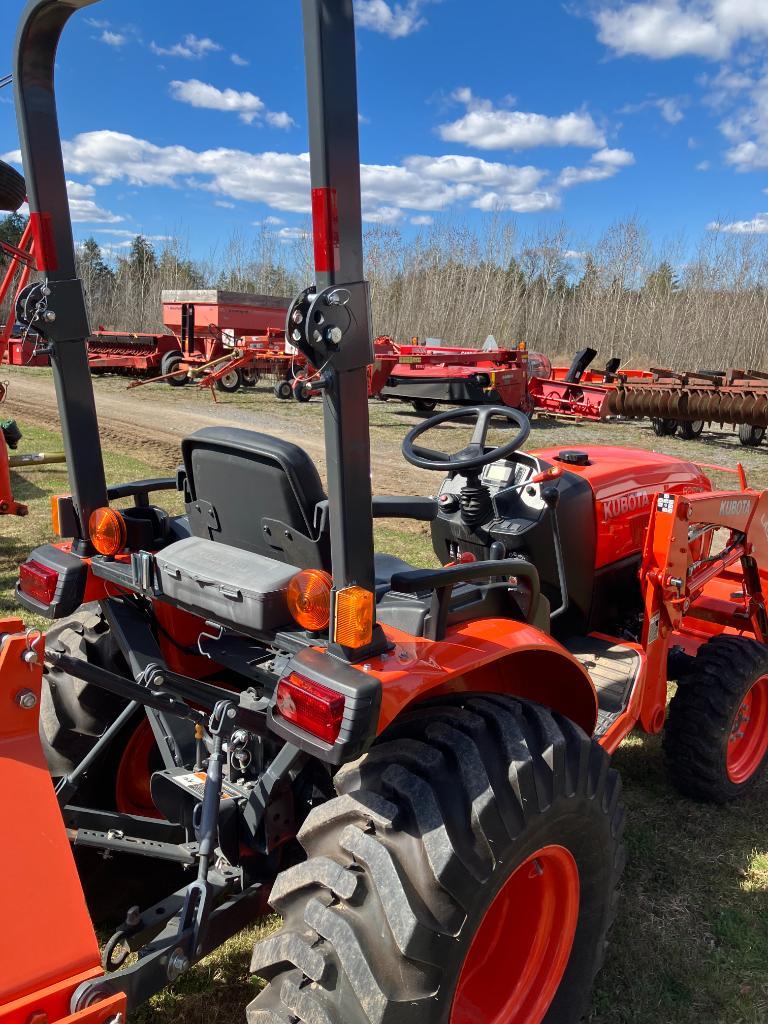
top-left (664, 635), bottom-right (768, 802)
top-left (333, 739), bottom-right (444, 795)
top-left (339, 824), bottom-right (453, 962)
top-left (270, 856), bottom-right (360, 912)
top-left (298, 791), bottom-right (398, 852)
top-left (280, 976), bottom-right (337, 1024)
top-left (251, 930), bottom-right (328, 984)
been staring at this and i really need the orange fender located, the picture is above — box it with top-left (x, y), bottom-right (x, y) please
top-left (0, 621), bottom-right (122, 1024)
top-left (375, 619), bottom-right (598, 736)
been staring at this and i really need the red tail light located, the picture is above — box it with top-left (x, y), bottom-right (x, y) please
top-left (276, 672), bottom-right (345, 744)
top-left (19, 561), bottom-right (59, 604)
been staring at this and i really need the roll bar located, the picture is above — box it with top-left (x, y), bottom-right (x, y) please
top-left (14, 0), bottom-right (388, 657)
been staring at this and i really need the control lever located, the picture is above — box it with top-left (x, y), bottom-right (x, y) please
top-left (492, 464), bottom-right (563, 517)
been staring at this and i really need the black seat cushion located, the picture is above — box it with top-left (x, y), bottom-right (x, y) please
top-left (181, 427), bottom-right (330, 568)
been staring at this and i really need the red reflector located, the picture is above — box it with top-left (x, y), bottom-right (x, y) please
top-left (276, 672), bottom-right (345, 744)
top-left (311, 187), bottom-right (340, 274)
top-left (19, 561), bottom-right (59, 605)
top-left (29, 211), bottom-right (59, 273)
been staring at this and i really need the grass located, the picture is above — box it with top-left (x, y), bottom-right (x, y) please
top-left (3, 410), bottom-right (768, 1024)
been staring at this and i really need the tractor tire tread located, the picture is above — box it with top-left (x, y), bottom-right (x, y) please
top-left (664, 635), bottom-right (768, 802)
top-left (248, 696), bottom-right (624, 1024)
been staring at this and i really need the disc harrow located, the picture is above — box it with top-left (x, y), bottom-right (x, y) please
top-left (606, 369), bottom-right (768, 428)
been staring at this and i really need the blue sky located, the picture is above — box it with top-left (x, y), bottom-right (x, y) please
top-left (2, 1), bottom-right (768, 262)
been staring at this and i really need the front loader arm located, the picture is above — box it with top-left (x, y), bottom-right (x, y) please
top-left (639, 489), bottom-right (768, 732)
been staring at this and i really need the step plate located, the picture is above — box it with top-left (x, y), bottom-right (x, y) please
top-left (563, 636), bottom-right (642, 738)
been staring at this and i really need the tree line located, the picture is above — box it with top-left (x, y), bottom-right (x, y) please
top-left (2, 212), bottom-right (767, 370)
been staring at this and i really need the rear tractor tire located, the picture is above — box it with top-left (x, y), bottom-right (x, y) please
top-left (739, 423), bottom-right (766, 447)
top-left (665, 636), bottom-right (768, 802)
top-left (677, 420), bottom-right (704, 440)
top-left (41, 605), bottom-right (157, 815)
top-left (249, 697), bottom-right (625, 1024)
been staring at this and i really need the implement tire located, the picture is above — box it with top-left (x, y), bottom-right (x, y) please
top-left (739, 423), bottom-right (765, 447)
top-left (249, 697), bottom-right (625, 1024)
top-left (0, 160), bottom-right (26, 213)
top-left (665, 636), bottom-right (768, 802)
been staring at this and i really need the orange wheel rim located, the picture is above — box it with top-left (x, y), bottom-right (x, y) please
top-left (115, 717), bottom-right (160, 817)
top-left (450, 844), bottom-right (580, 1024)
top-left (727, 674), bottom-right (768, 785)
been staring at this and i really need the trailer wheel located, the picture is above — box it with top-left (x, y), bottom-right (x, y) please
top-left (739, 424), bottom-right (765, 447)
top-left (249, 697), bottom-right (625, 1024)
top-left (0, 159), bottom-right (27, 213)
top-left (665, 636), bottom-right (768, 802)
top-left (413, 398), bottom-right (437, 414)
top-left (161, 351), bottom-right (188, 387)
top-left (216, 368), bottom-right (243, 393)
top-left (274, 380), bottom-right (293, 400)
top-left (678, 420), bottom-right (704, 440)
top-left (243, 369), bottom-right (260, 387)
top-left (294, 382), bottom-right (312, 402)
top-left (651, 417), bottom-right (677, 436)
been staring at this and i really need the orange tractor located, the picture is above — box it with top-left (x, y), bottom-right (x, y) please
top-left (3, 3), bottom-right (768, 1024)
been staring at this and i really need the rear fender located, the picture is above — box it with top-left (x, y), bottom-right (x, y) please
top-left (376, 619), bottom-right (598, 736)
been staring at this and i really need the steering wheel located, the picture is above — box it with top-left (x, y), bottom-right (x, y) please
top-left (402, 405), bottom-right (531, 473)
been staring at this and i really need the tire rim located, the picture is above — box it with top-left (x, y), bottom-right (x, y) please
top-left (727, 674), bottom-right (768, 784)
top-left (115, 717), bottom-right (160, 817)
top-left (451, 844), bottom-right (580, 1024)
top-left (220, 371), bottom-right (239, 389)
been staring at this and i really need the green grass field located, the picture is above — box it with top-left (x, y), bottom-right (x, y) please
top-left (2, 421), bottom-right (767, 1024)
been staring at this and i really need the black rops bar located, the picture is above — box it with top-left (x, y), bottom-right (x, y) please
top-left (14, 0), bottom-right (108, 550)
top-left (299, 0), bottom-right (388, 659)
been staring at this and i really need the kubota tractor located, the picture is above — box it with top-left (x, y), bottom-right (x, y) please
top-left (3, 3), bottom-right (768, 1024)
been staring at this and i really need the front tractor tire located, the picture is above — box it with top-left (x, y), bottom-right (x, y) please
top-left (249, 697), bottom-right (625, 1024)
top-left (665, 636), bottom-right (768, 802)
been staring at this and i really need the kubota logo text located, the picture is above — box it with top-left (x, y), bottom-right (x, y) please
top-left (603, 491), bottom-right (651, 520)
top-left (719, 498), bottom-right (751, 518)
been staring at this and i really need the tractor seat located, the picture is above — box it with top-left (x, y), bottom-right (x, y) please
top-left (178, 427), bottom-right (546, 635)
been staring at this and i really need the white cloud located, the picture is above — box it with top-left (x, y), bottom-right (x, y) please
top-left (92, 229), bottom-right (171, 241)
top-left (4, 130), bottom-right (623, 226)
top-left (170, 79), bottom-right (264, 123)
top-left (564, 249), bottom-right (587, 259)
top-left (708, 213), bottom-right (768, 233)
top-left (439, 89), bottom-right (605, 150)
top-left (150, 34), bottom-right (221, 59)
top-left (169, 79), bottom-right (295, 128)
top-left (65, 179), bottom-right (123, 223)
top-left (214, 199), bottom-right (235, 208)
top-left (696, 159), bottom-right (711, 170)
top-left (230, 53), bottom-right (249, 67)
top-left (594, 2), bottom-right (768, 60)
top-left (621, 95), bottom-right (686, 123)
top-left (100, 30), bottom-right (126, 47)
top-left (557, 148), bottom-right (635, 188)
top-left (411, 214), bottom-right (434, 225)
top-left (276, 226), bottom-right (310, 242)
top-left (266, 111), bottom-right (297, 130)
top-left (353, 0), bottom-right (438, 38)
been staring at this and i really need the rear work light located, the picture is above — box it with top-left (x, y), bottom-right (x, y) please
top-left (19, 561), bottom-right (59, 605)
top-left (276, 672), bottom-right (345, 744)
top-left (89, 507), bottom-right (127, 556)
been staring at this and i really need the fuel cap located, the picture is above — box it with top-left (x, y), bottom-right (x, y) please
top-left (556, 450), bottom-right (590, 466)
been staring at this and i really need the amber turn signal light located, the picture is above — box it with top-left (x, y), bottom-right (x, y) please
top-left (89, 507), bottom-right (127, 557)
top-left (334, 585), bottom-right (374, 649)
top-left (287, 569), bottom-right (333, 631)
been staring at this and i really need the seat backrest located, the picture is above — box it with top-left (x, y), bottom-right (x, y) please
top-left (180, 426), bottom-right (330, 568)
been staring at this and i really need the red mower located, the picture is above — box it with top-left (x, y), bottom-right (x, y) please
top-left (3, 4), bottom-right (768, 1024)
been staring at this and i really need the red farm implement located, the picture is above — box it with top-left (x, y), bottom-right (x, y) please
top-left (379, 338), bottom-right (534, 413)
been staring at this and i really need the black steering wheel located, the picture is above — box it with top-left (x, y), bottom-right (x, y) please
top-left (402, 405), bottom-right (531, 473)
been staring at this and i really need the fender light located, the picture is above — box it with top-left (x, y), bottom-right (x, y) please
top-left (276, 672), bottom-right (345, 743)
top-left (334, 585), bottom-right (374, 649)
top-left (89, 507), bottom-right (127, 557)
top-left (287, 569), bottom-right (333, 631)
top-left (19, 561), bottom-right (59, 605)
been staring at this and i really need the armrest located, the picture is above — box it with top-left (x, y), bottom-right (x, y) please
top-left (372, 495), bottom-right (438, 521)
top-left (389, 558), bottom-right (540, 642)
top-left (107, 477), bottom-right (177, 508)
